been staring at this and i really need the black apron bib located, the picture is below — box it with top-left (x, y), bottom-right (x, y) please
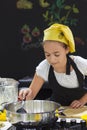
top-left (48, 56), bottom-right (87, 106)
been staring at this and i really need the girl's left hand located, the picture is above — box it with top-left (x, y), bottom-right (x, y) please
top-left (70, 100), bottom-right (84, 108)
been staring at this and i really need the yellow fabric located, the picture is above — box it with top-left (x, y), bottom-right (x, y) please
top-left (43, 23), bottom-right (75, 53)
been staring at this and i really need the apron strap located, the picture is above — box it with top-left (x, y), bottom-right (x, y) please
top-left (67, 55), bottom-right (84, 87)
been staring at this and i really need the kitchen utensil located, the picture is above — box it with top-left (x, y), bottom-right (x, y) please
top-left (58, 106), bottom-right (67, 116)
top-left (16, 99), bottom-right (27, 113)
top-left (0, 105), bottom-right (4, 112)
top-left (0, 78), bottom-right (19, 104)
top-left (4, 100), bottom-right (61, 126)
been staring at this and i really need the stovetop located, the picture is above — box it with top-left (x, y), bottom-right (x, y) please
top-left (7, 118), bottom-right (87, 130)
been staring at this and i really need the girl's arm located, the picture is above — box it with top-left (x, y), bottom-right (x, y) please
top-left (19, 73), bottom-right (45, 100)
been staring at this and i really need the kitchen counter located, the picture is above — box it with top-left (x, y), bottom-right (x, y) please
top-left (0, 121), bottom-right (12, 130)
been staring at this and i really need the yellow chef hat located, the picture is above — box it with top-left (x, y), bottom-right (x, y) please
top-left (43, 23), bottom-right (75, 53)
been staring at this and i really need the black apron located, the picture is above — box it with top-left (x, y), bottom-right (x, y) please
top-left (48, 56), bottom-right (87, 106)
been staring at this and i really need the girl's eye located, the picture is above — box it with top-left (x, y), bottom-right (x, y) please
top-left (45, 54), bottom-right (60, 57)
top-left (45, 54), bottom-right (50, 57)
top-left (54, 54), bottom-right (60, 57)
top-left (45, 53), bottom-right (50, 57)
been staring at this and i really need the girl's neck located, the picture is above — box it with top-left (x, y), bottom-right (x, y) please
top-left (53, 58), bottom-right (67, 73)
top-left (53, 65), bottom-right (66, 73)
top-left (53, 57), bottom-right (73, 73)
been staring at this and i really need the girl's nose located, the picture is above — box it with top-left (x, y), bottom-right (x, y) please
top-left (49, 56), bottom-right (56, 64)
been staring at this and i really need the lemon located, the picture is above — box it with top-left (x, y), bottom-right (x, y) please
top-left (81, 114), bottom-right (87, 125)
top-left (34, 114), bottom-right (41, 121)
top-left (0, 109), bottom-right (7, 121)
top-left (55, 109), bottom-right (59, 117)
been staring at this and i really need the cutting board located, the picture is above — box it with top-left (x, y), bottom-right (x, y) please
top-left (61, 106), bottom-right (87, 118)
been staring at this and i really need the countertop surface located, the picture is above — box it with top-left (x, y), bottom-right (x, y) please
top-left (0, 121), bottom-right (12, 130)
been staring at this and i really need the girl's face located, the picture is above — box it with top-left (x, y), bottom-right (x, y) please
top-left (43, 41), bottom-right (69, 68)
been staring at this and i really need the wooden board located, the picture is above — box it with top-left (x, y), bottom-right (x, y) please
top-left (63, 106), bottom-right (87, 118)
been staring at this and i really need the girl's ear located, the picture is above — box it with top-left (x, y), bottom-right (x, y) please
top-left (66, 46), bottom-right (70, 54)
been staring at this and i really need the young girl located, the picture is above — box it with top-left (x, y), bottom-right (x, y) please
top-left (19, 23), bottom-right (87, 108)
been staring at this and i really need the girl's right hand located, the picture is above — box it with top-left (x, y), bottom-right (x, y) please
top-left (18, 88), bottom-right (33, 100)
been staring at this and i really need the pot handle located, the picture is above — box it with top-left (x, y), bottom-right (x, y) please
top-left (0, 102), bottom-right (9, 111)
top-left (55, 107), bottom-right (66, 116)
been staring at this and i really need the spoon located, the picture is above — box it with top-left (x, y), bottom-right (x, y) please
top-left (0, 105), bottom-right (4, 112)
top-left (16, 98), bottom-right (27, 113)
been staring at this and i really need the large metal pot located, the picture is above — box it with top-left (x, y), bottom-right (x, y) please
top-left (0, 78), bottom-right (19, 104)
top-left (5, 100), bottom-right (60, 126)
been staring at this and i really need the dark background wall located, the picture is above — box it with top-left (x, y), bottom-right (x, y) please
top-left (0, 0), bottom-right (87, 80)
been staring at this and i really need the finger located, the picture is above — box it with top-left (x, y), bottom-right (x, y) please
top-left (18, 89), bottom-right (28, 100)
top-left (26, 89), bottom-right (33, 100)
top-left (70, 101), bottom-right (82, 108)
top-left (73, 104), bottom-right (81, 108)
top-left (18, 90), bottom-right (24, 99)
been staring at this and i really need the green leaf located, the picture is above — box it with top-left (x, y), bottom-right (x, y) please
top-left (61, 0), bottom-right (65, 4)
top-left (43, 11), bottom-right (49, 20)
top-left (56, 0), bottom-right (64, 8)
top-left (60, 16), bottom-right (66, 21)
top-left (72, 4), bottom-right (76, 8)
top-left (73, 8), bottom-right (79, 13)
top-left (63, 20), bottom-right (69, 25)
top-left (51, 4), bottom-right (56, 11)
top-left (64, 5), bottom-right (71, 10)
top-left (50, 15), bottom-right (54, 20)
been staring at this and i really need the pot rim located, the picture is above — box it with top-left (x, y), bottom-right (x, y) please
top-left (5, 100), bottom-right (60, 114)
